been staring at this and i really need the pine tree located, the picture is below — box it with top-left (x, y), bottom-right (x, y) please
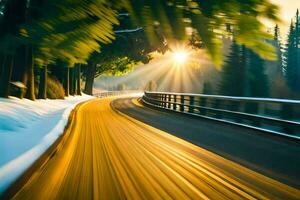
top-left (247, 50), bottom-right (269, 97)
top-left (219, 41), bottom-right (247, 96)
top-left (285, 10), bottom-right (300, 93)
top-left (128, 0), bottom-right (279, 66)
top-left (0, 0), bottom-right (27, 98)
top-left (219, 41), bottom-right (269, 97)
top-left (266, 24), bottom-right (288, 98)
top-left (0, 0), bottom-right (282, 99)
top-left (273, 24), bottom-right (283, 75)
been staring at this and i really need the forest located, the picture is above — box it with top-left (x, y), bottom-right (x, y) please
top-left (0, 0), bottom-right (283, 100)
top-left (218, 10), bottom-right (300, 99)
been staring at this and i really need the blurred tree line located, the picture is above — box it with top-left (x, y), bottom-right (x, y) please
top-left (218, 10), bottom-right (300, 99)
top-left (0, 0), bottom-right (279, 100)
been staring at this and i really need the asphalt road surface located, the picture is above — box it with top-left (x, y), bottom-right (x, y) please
top-left (113, 97), bottom-right (300, 189)
top-left (11, 96), bottom-right (300, 199)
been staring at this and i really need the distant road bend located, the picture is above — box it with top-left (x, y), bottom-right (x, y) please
top-left (10, 95), bottom-right (300, 199)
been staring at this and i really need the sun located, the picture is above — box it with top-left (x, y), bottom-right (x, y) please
top-left (173, 51), bottom-right (188, 65)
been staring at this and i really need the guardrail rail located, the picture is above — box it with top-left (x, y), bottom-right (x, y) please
top-left (142, 91), bottom-right (300, 140)
top-left (94, 90), bottom-right (142, 98)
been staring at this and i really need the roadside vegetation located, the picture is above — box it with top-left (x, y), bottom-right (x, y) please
top-left (0, 0), bottom-right (279, 100)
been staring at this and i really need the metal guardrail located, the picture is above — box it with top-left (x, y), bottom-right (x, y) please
top-left (94, 90), bottom-right (142, 98)
top-left (142, 91), bottom-right (300, 140)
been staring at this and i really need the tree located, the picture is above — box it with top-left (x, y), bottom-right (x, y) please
top-left (126, 0), bottom-right (279, 65)
top-left (272, 24), bottom-right (284, 76)
top-left (0, 0), bottom-right (27, 98)
top-left (24, 0), bottom-right (119, 98)
top-left (117, 83), bottom-right (126, 91)
top-left (145, 80), bottom-right (157, 91)
top-left (285, 10), bottom-right (300, 94)
top-left (84, 56), bottom-right (138, 95)
top-left (266, 25), bottom-right (286, 98)
top-left (219, 41), bottom-right (247, 96)
top-left (38, 65), bottom-right (47, 99)
top-left (219, 41), bottom-right (269, 97)
top-left (0, 0), bottom-right (119, 99)
top-left (76, 64), bottom-right (81, 95)
top-left (247, 49), bottom-right (269, 97)
top-left (83, 27), bottom-right (156, 95)
top-left (0, 0), bottom-right (280, 99)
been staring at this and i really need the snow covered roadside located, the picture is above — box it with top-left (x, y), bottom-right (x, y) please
top-left (0, 94), bottom-right (94, 193)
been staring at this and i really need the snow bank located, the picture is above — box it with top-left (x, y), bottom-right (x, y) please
top-left (0, 94), bottom-right (94, 193)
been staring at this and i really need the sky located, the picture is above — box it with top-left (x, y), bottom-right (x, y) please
top-left (270, 0), bottom-right (300, 37)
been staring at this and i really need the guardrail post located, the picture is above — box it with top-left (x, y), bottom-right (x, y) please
top-left (215, 99), bottom-right (222, 119)
top-left (160, 94), bottom-right (163, 107)
top-left (180, 95), bottom-right (184, 112)
top-left (245, 102), bottom-right (260, 127)
top-left (189, 96), bottom-right (194, 113)
top-left (200, 97), bottom-right (207, 115)
top-left (280, 104), bottom-right (294, 134)
top-left (253, 102), bottom-right (261, 127)
top-left (235, 101), bottom-right (244, 123)
top-left (255, 102), bottom-right (264, 127)
top-left (167, 94), bottom-right (171, 109)
top-left (173, 95), bottom-right (177, 110)
top-left (142, 92), bottom-right (300, 137)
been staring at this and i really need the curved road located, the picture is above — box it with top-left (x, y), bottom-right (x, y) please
top-left (11, 96), bottom-right (300, 199)
top-left (114, 97), bottom-right (300, 189)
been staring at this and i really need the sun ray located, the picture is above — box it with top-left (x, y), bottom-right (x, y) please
top-left (95, 43), bottom-right (208, 93)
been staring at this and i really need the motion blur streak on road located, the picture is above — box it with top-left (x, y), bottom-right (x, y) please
top-left (12, 97), bottom-right (300, 199)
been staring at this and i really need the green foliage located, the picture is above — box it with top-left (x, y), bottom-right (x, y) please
top-left (266, 25), bottom-right (285, 98)
top-left (96, 57), bottom-right (135, 77)
top-left (219, 42), bottom-right (246, 96)
top-left (22, 0), bottom-right (120, 66)
top-left (0, 0), bottom-right (281, 99)
top-left (284, 10), bottom-right (300, 93)
top-left (0, 0), bottom-right (280, 67)
top-left (0, 0), bottom-right (27, 55)
top-left (247, 49), bottom-right (269, 97)
top-left (123, 0), bottom-right (279, 65)
top-left (234, 15), bottom-right (276, 61)
top-left (219, 42), bottom-right (269, 97)
top-left (91, 28), bottom-right (155, 78)
top-left (273, 24), bottom-right (283, 70)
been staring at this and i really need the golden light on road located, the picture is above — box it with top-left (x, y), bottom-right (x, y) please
top-left (11, 98), bottom-right (300, 199)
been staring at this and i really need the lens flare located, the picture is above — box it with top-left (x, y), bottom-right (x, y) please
top-left (173, 51), bottom-right (188, 64)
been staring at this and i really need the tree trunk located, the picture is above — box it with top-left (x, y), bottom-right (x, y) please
top-left (73, 66), bottom-right (77, 95)
top-left (25, 47), bottom-right (36, 100)
top-left (76, 64), bottom-right (81, 95)
top-left (0, 54), bottom-right (7, 84)
top-left (69, 67), bottom-right (75, 95)
top-left (63, 67), bottom-right (70, 96)
top-left (241, 45), bottom-right (248, 97)
top-left (0, 54), bottom-right (4, 77)
top-left (17, 45), bottom-right (27, 99)
top-left (84, 63), bottom-right (96, 95)
top-left (0, 55), bottom-right (13, 98)
top-left (38, 65), bottom-right (47, 99)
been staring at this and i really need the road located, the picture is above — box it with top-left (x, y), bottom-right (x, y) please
top-left (11, 96), bottom-right (300, 199)
top-left (113, 97), bottom-right (300, 189)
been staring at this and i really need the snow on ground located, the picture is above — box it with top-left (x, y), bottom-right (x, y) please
top-left (0, 94), bottom-right (94, 193)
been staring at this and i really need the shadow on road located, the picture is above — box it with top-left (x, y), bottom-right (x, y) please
top-left (112, 97), bottom-right (300, 189)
